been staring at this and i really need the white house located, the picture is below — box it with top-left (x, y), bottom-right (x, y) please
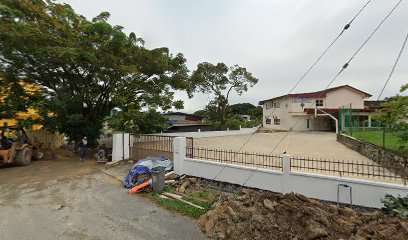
top-left (259, 85), bottom-right (374, 132)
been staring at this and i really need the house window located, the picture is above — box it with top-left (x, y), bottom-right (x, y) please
top-left (316, 99), bottom-right (324, 107)
top-left (274, 118), bottom-right (280, 125)
top-left (265, 102), bottom-right (273, 109)
top-left (266, 118), bottom-right (271, 124)
top-left (273, 102), bottom-right (280, 108)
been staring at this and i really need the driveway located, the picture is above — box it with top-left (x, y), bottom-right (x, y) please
top-left (0, 150), bottom-right (207, 240)
top-left (194, 131), bottom-right (372, 161)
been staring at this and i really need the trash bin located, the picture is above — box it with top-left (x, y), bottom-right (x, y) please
top-left (151, 166), bottom-right (166, 193)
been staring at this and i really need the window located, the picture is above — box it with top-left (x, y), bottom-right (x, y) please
top-left (316, 99), bottom-right (324, 107)
top-left (265, 102), bottom-right (273, 109)
top-left (274, 118), bottom-right (280, 125)
top-left (273, 102), bottom-right (280, 108)
top-left (265, 118), bottom-right (271, 124)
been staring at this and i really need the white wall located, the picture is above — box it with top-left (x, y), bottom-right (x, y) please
top-left (112, 133), bottom-right (130, 161)
top-left (155, 126), bottom-right (260, 138)
top-left (173, 137), bottom-right (408, 208)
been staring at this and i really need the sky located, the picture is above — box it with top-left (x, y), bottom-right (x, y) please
top-left (60, 0), bottom-right (408, 113)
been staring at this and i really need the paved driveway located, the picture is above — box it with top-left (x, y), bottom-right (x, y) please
top-left (0, 156), bottom-right (207, 240)
top-left (194, 131), bottom-right (372, 161)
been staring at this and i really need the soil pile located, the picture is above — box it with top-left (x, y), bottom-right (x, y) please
top-left (198, 190), bottom-right (408, 240)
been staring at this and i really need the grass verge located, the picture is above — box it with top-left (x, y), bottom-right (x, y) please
top-left (143, 186), bottom-right (218, 218)
top-left (345, 130), bottom-right (407, 155)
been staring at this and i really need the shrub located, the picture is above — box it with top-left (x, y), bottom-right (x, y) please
top-left (381, 194), bottom-right (408, 219)
top-left (225, 118), bottom-right (241, 130)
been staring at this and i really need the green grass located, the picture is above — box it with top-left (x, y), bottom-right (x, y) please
top-left (345, 130), bottom-right (408, 155)
top-left (142, 186), bottom-right (218, 218)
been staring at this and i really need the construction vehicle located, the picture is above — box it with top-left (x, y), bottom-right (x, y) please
top-left (0, 126), bottom-right (44, 167)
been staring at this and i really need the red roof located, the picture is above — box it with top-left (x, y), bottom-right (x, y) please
top-left (259, 85), bottom-right (372, 105)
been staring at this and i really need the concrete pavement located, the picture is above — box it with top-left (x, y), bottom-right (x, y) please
top-left (0, 157), bottom-right (208, 240)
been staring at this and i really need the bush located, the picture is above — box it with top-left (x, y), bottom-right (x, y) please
top-left (225, 118), bottom-right (241, 130)
top-left (381, 194), bottom-right (408, 219)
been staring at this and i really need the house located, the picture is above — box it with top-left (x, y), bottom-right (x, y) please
top-left (238, 115), bottom-right (251, 122)
top-left (162, 112), bottom-right (210, 132)
top-left (258, 85), bottom-right (374, 132)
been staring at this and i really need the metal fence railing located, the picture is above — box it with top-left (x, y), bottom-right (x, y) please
top-left (130, 134), bottom-right (193, 160)
top-left (291, 156), bottom-right (407, 185)
top-left (186, 146), bottom-right (282, 171)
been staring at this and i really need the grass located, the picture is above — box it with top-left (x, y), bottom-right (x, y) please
top-left (143, 186), bottom-right (218, 218)
top-left (345, 130), bottom-right (408, 155)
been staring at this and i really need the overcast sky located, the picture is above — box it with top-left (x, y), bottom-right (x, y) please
top-left (60, 0), bottom-right (408, 113)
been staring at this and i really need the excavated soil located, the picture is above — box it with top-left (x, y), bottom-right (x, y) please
top-left (198, 190), bottom-right (408, 240)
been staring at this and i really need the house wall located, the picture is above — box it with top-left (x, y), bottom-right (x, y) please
top-left (165, 115), bottom-right (201, 124)
top-left (261, 87), bottom-right (368, 131)
top-left (326, 87), bottom-right (365, 109)
top-left (262, 98), bottom-right (330, 131)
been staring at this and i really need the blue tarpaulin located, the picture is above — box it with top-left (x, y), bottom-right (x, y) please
top-left (123, 157), bottom-right (172, 189)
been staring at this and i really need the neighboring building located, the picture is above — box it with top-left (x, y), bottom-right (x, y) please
top-left (163, 112), bottom-right (209, 132)
top-left (258, 85), bottom-right (373, 132)
top-left (239, 115), bottom-right (251, 122)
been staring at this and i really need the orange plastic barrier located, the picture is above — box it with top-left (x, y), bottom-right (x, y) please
top-left (128, 181), bottom-right (151, 194)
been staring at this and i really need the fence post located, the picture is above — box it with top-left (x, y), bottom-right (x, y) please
top-left (173, 137), bottom-right (186, 175)
top-left (282, 154), bottom-right (291, 194)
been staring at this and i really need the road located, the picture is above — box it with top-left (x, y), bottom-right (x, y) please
top-left (0, 149), bottom-right (207, 240)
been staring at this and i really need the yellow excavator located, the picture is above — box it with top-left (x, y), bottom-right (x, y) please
top-left (0, 126), bottom-right (44, 167)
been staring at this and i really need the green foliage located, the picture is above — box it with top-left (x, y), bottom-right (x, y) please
top-left (381, 194), bottom-right (408, 219)
top-left (377, 84), bottom-right (408, 152)
top-left (229, 103), bottom-right (263, 120)
top-left (344, 130), bottom-right (408, 155)
top-left (190, 62), bottom-right (258, 128)
top-left (108, 109), bottom-right (170, 134)
top-left (225, 118), bottom-right (241, 130)
top-left (143, 186), bottom-right (216, 219)
top-left (0, 0), bottom-right (190, 144)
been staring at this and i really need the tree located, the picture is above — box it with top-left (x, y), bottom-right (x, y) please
top-left (0, 0), bottom-right (190, 145)
top-left (377, 84), bottom-right (408, 151)
top-left (229, 103), bottom-right (263, 120)
top-left (190, 62), bottom-right (258, 128)
top-left (108, 109), bottom-right (170, 134)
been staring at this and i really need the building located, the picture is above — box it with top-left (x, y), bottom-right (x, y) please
top-left (162, 112), bottom-right (210, 132)
top-left (258, 85), bottom-right (374, 132)
top-left (238, 115), bottom-right (251, 122)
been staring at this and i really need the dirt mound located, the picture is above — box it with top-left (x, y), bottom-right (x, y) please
top-left (198, 190), bottom-right (408, 240)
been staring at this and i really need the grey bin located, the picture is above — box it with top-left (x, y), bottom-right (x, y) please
top-left (151, 166), bottom-right (166, 193)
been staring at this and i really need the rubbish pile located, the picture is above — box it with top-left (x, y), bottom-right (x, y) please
top-left (199, 189), bottom-right (408, 240)
top-left (123, 156), bottom-right (173, 193)
top-left (166, 176), bottom-right (204, 194)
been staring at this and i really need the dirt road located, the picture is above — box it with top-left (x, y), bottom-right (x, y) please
top-left (0, 149), bottom-right (207, 240)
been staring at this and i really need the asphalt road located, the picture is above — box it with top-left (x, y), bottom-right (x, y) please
top-left (0, 153), bottom-right (208, 240)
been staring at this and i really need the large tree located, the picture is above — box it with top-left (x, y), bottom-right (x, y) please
top-left (190, 62), bottom-right (258, 128)
top-left (0, 0), bottom-right (190, 145)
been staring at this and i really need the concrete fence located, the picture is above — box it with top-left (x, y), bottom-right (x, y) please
top-left (173, 137), bottom-right (408, 209)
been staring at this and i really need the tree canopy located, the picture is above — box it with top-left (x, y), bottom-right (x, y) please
top-left (190, 62), bottom-right (258, 128)
top-left (0, 0), bottom-right (190, 145)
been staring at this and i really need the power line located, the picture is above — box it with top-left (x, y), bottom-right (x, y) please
top-left (235, 0), bottom-right (372, 154)
top-left (207, 0), bottom-right (373, 184)
top-left (377, 30), bottom-right (408, 100)
top-left (240, 0), bottom-right (403, 187)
